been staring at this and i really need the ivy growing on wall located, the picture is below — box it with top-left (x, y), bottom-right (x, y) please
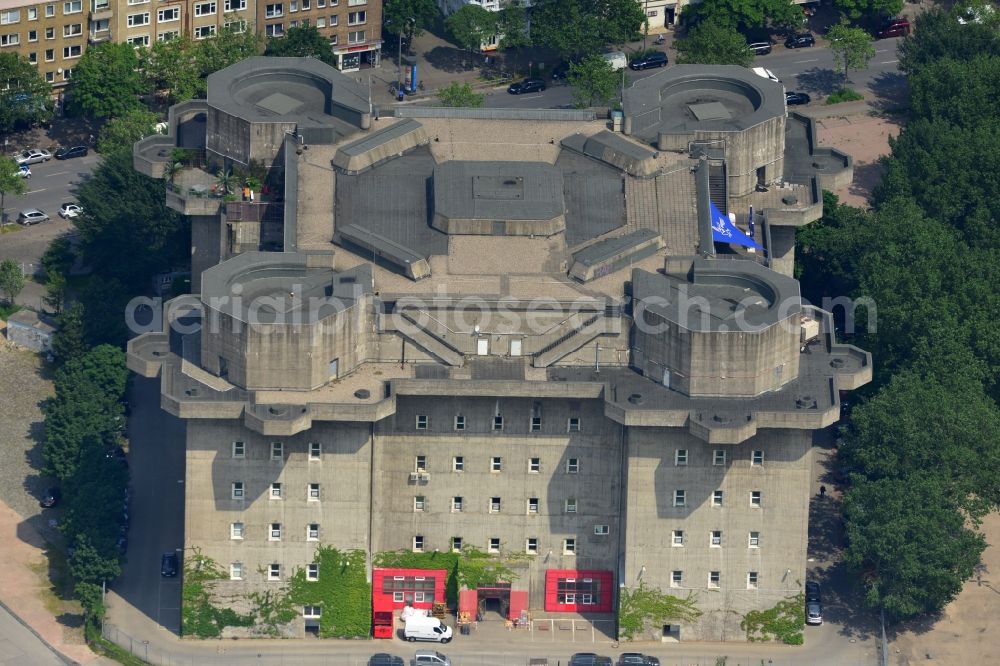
top-left (181, 549), bottom-right (254, 638)
top-left (287, 547), bottom-right (371, 638)
top-left (374, 547), bottom-right (523, 606)
top-left (741, 593), bottom-right (805, 645)
top-left (617, 583), bottom-right (702, 641)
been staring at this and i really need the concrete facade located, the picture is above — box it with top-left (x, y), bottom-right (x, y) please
top-left (129, 58), bottom-right (868, 642)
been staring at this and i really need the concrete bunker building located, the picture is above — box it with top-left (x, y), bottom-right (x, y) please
top-left (130, 58), bottom-right (867, 641)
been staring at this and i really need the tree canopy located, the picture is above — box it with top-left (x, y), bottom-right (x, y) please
top-left (437, 82), bottom-right (484, 107)
top-left (383, 0), bottom-right (440, 46)
top-left (834, 0), bottom-right (902, 21)
top-left (0, 52), bottom-right (52, 133)
top-left (69, 42), bottom-right (146, 119)
top-left (530, 0), bottom-right (646, 58)
top-left (827, 23), bottom-right (876, 82)
top-left (0, 259), bottom-right (25, 304)
top-left (495, 2), bottom-right (529, 51)
top-left (675, 20), bottom-right (754, 67)
top-left (97, 108), bottom-right (159, 156)
top-left (0, 155), bottom-right (28, 224)
top-left (681, 0), bottom-right (803, 31)
top-left (264, 25), bottom-right (335, 65)
top-left (567, 54), bottom-right (620, 108)
top-left (445, 4), bottom-right (497, 53)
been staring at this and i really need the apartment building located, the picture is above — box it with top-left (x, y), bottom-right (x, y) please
top-left (129, 58), bottom-right (865, 641)
top-left (258, 0), bottom-right (381, 70)
top-left (0, 0), bottom-right (89, 90)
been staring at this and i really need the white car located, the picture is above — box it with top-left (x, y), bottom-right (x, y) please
top-left (17, 165), bottom-right (31, 178)
top-left (14, 148), bottom-right (52, 165)
top-left (59, 203), bottom-right (82, 219)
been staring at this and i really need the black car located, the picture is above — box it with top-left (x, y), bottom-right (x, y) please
top-left (784, 33), bottom-right (816, 48)
top-left (551, 62), bottom-right (570, 80)
top-left (508, 78), bottom-right (545, 95)
top-left (161, 552), bottom-right (179, 577)
top-left (55, 145), bottom-right (88, 160)
top-left (569, 654), bottom-right (613, 666)
top-left (618, 654), bottom-right (661, 666)
top-left (629, 51), bottom-right (668, 70)
top-left (368, 654), bottom-right (405, 666)
top-left (805, 580), bottom-right (822, 602)
top-left (40, 487), bottom-right (61, 508)
top-left (785, 91), bottom-right (811, 105)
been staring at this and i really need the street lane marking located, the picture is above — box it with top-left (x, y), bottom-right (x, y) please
top-left (881, 59), bottom-right (899, 64)
top-left (876, 49), bottom-right (889, 53)
top-left (26, 189), bottom-right (48, 194)
top-left (795, 58), bottom-right (819, 63)
top-left (47, 171), bottom-right (69, 176)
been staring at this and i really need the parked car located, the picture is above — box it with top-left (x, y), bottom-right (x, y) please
top-left (784, 33), bottom-right (816, 48)
top-left (617, 654), bottom-right (661, 666)
top-left (508, 78), bottom-right (545, 95)
top-left (55, 145), bottom-right (88, 160)
top-left (785, 91), bottom-right (811, 105)
top-left (160, 552), bottom-right (179, 577)
top-left (806, 600), bottom-right (823, 625)
top-left (629, 51), bottom-right (668, 70)
top-left (748, 41), bottom-right (772, 55)
top-left (876, 18), bottom-right (910, 38)
top-left (411, 650), bottom-right (450, 666)
top-left (17, 165), bottom-right (31, 178)
top-left (59, 203), bottom-right (82, 218)
top-left (368, 654), bottom-right (405, 666)
top-left (805, 580), bottom-right (822, 602)
top-left (17, 208), bottom-right (49, 225)
top-left (40, 487), bottom-right (61, 508)
top-left (550, 62), bottom-right (570, 80)
top-left (13, 148), bottom-right (51, 165)
top-left (569, 654), bottom-right (614, 666)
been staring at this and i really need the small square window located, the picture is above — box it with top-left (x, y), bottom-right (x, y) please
top-left (526, 538), bottom-right (537, 554)
top-left (566, 458), bottom-right (579, 474)
top-left (673, 490), bottom-right (686, 507)
top-left (671, 570), bottom-right (682, 587)
top-left (527, 497), bottom-right (538, 514)
top-left (46, 71), bottom-right (54, 82)
top-left (307, 563), bottom-right (319, 581)
top-left (45, 5), bottom-right (55, 17)
top-left (415, 455), bottom-right (427, 471)
top-left (710, 530), bottom-right (722, 547)
top-left (747, 571), bottom-right (759, 589)
top-left (563, 538), bottom-right (576, 555)
top-left (268, 563), bottom-right (280, 581)
top-left (413, 496), bottom-right (425, 511)
top-left (488, 537), bottom-right (500, 553)
top-left (493, 415), bottom-right (503, 431)
top-left (567, 417), bottom-right (580, 432)
top-left (415, 415), bottom-right (428, 430)
top-left (529, 457), bottom-right (540, 473)
top-left (28, 30), bottom-right (37, 41)
top-left (530, 416), bottom-right (541, 432)
top-left (564, 498), bottom-right (577, 514)
top-left (452, 496), bottom-right (463, 512)
top-left (751, 491), bottom-right (762, 507)
top-left (712, 490), bottom-right (724, 507)
top-left (230, 562), bottom-right (243, 580)
top-left (308, 483), bottom-right (320, 500)
top-left (713, 450), bottom-right (727, 466)
top-left (271, 442), bottom-right (283, 460)
top-left (231, 482), bottom-right (244, 499)
top-left (752, 450), bottom-right (764, 466)
top-left (269, 523), bottom-right (282, 540)
top-left (675, 449), bottom-right (688, 466)
top-left (309, 442), bottom-right (321, 460)
top-left (231, 522), bottom-right (244, 539)
top-left (413, 535), bottom-right (424, 552)
top-left (594, 524), bottom-right (609, 535)
top-left (453, 456), bottom-right (464, 472)
top-left (232, 441), bottom-right (245, 458)
top-left (749, 531), bottom-right (760, 548)
top-left (44, 48), bottom-right (53, 61)
top-left (45, 26), bottom-right (54, 38)
top-left (490, 497), bottom-right (501, 513)
top-left (709, 571), bottom-right (720, 588)
top-left (451, 537), bottom-right (462, 552)
top-left (307, 523), bottom-right (320, 540)
top-left (491, 456), bottom-right (502, 472)
top-left (303, 604), bottom-right (321, 618)
top-left (672, 530), bottom-right (684, 546)
top-left (454, 415), bottom-right (465, 431)
top-left (270, 482), bottom-right (282, 499)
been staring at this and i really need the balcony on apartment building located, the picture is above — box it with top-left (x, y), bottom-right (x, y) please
top-left (90, 0), bottom-right (112, 21)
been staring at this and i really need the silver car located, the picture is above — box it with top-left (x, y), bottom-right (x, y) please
top-left (18, 208), bottom-right (50, 225)
top-left (806, 600), bottom-right (823, 625)
top-left (411, 651), bottom-right (450, 666)
top-left (14, 148), bottom-right (52, 165)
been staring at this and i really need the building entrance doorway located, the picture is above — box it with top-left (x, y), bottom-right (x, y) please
top-left (476, 584), bottom-right (511, 621)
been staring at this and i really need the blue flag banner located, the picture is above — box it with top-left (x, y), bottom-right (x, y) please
top-left (710, 201), bottom-right (762, 250)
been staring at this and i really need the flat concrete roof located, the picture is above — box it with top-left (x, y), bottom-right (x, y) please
top-left (433, 161), bottom-right (564, 223)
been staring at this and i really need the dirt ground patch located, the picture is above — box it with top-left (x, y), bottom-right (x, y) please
top-left (890, 512), bottom-right (1000, 665)
top-left (816, 113), bottom-right (902, 207)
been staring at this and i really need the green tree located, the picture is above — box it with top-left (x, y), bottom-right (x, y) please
top-left (437, 82), bottom-right (484, 107)
top-left (97, 108), bottom-right (159, 156)
top-left (78, 277), bottom-right (132, 348)
top-left (0, 259), bottom-right (24, 304)
top-left (827, 22), bottom-right (876, 83)
top-left (264, 25), bottom-right (335, 65)
top-left (496, 2), bottom-right (530, 51)
top-left (898, 5), bottom-right (1000, 75)
top-left (0, 155), bottom-right (28, 224)
top-left (67, 532), bottom-right (122, 586)
top-left (195, 21), bottom-right (262, 78)
top-left (445, 4), bottom-right (497, 54)
top-left (618, 582), bottom-right (702, 640)
top-left (530, 0), bottom-right (646, 58)
top-left (69, 42), bottom-right (146, 119)
top-left (675, 19), bottom-right (754, 67)
top-left (567, 54), bottom-right (619, 108)
top-left (383, 0), bottom-right (440, 49)
top-left (682, 0), bottom-right (803, 31)
top-left (52, 302), bottom-right (88, 363)
top-left (140, 36), bottom-right (203, 103)
top-left (834, 0), bottom-right (902, 21)
top-left (0, 52), bottom-right (53, 133)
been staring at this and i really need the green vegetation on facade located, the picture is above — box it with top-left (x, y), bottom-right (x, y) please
top-left (741, 593), bottom-right (805, 645)
top-left (181, 550), bottom-right (255, 638)
top-left (375, 548), bottom-right (523, 607)
top-left (287, 547), bottom-right (371, 638)
top-left (617, 583), bottom-right (702, 641)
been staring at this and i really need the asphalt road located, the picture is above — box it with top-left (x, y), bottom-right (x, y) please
top-left (0, 603), bottom-right (66, 666)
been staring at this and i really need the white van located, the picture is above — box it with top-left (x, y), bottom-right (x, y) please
top-left (602, 51), bottom-right (627, 71)
top-left (404, 616), bottom-right (453, 643)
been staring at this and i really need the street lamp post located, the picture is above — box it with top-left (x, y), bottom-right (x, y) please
top-left (395, 17), bottom-right (415, 91)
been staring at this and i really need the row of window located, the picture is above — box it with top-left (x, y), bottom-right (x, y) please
top-left (264, 23), bottom-right (363, 42)
top-left (230, 561), bottom-right (319, 581)
top-left (416, 414), bottom-right (582, 433)
top-left (231, 481), bottom-right (322, 500)
top-left (412, 535), bottom-right (585, 555)
top-left (263, 0), bottom-right (364, 17)
top-left (18, 45), bottom-right (79, 61)
top-left (8, 23), bottom-right (84, 41)
top-left (671, 570), bottom-right (762, 590)
top-left (671, 530), bottom-right (762, 548)
top-left (231, 440), bottom-right (322, 460)
top-left (673, 489), bottom-right (763, 508)
top-left (675, 448), bottom-right (765, 467)
top-left (0, 2), bottom-right (83, 25)
top-left (414, 455), bottom-right (581, 474)
top-left (230, 521), bottom-right (320, 541)
top-left (417, 495), bottom-right (586, 515)
top-left (0, 33), bottom-right (83, 49)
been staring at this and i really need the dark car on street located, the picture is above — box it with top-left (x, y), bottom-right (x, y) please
top-left (569, 654), bottom-right (613, 666)
top-left (784, 33), bottom-right (816, 48)
top-left (785, 91), bottom-right (811, 105)
top-left (369, 655), bottom-right (405, 666)
top-left (629, 51), bottom-right (668, 70)
top-left (40, 487), bottom-right (61, 508)
top-left (551, 62), bottom-right (570, 80)
top-left (876, 18), bottom-right (910, 39)
top-left (805, 580), bottom-right (822, 602)
top-left (617, 654), bottom-right (661, 666)
top-left (55, 145), bottom-right (88, 160)
top-left (161, 552), bottom-right (179, 577)
top-left (748, 41), bottom-right (772, 55)
top-left (508, 78), bottom-right (545, 95)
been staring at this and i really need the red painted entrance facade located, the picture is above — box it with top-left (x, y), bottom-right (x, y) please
top-left (543, 569), bottom-right (614, 613)
top-left (372, 568), bottom-right (447, 612)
